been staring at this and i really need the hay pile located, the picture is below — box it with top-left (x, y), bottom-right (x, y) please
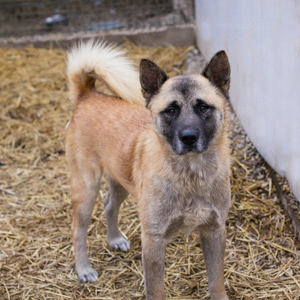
top-left (0, 43), bottom-right (299, 299)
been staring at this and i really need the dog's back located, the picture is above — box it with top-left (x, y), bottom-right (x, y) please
top-left (66, 41), bottom-right (151, 195)
top-left (67, 94), bottom-right (150, 193)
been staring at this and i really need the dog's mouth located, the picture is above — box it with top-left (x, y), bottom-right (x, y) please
top-left (172, 143), bottom-right (208, 155)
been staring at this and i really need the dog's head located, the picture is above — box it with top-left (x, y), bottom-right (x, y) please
top-left (140, 51), bottom-right (230, 155)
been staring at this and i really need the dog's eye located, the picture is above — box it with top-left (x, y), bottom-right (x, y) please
top-left (163, 105), bottom-right (179, 117)
top-left (161, 101), bottom-right (180, 118)
top-left (195, 100), bottom-right (210, 113)
top-left (198, 104), bottom-right (209, 112)
top-left (166, 108), bottom-right (176, 115)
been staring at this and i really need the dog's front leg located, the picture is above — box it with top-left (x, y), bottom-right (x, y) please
top-left (142, 232), bottom-right (167, 300)
top-left (200, 226), bottom-right (228, 300)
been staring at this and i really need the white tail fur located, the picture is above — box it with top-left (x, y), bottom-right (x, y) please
top-left (67, 40), bottom-right (144, 105)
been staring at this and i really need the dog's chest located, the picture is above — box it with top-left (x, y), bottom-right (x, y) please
top-left (167, 199), bottom-right (219, 238)
top-left (149, 176), bottom-right (220, 238)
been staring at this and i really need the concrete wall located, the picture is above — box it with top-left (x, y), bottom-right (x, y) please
top-left (195, 0), bottom-right (300, 201)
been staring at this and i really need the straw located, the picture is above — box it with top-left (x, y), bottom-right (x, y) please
top-left (0, 43), bottom-right (299, 299)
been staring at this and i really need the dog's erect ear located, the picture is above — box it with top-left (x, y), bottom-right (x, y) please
top-left (202, 51), bottom-right (230, 98)
top-left (140, 59), bottom-right (168, 107)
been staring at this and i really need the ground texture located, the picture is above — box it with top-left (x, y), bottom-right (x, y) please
top-left (0, 43), bottom-right (299, 299)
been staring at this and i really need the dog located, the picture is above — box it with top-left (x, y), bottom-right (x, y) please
top-left (66, 40), bottom-right (231, 300)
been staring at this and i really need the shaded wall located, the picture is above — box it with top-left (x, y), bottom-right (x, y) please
top-left (195, 0), bottom-right (300, 202)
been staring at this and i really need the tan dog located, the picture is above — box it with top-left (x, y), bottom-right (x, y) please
top-left (66, 41), bottom-right (231, 300)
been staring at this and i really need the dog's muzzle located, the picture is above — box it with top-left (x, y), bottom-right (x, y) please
top-left (179, 129), bottom-right (198, 147)
top-left (172, 128), bottom-right (207, 155)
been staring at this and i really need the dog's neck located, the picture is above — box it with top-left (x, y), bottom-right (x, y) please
top-left (170, 149), bottom-right (219, 181)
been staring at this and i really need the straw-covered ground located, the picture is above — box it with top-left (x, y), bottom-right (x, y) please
top-left (0, 43), bottom-right (299, 299)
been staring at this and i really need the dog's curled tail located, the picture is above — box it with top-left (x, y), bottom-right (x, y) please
top-left (67, 40), bottom-right (144, 105)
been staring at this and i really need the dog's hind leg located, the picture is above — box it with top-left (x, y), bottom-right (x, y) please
top-left (71, 167), bottom-right (100, 283)
top-left (104, 178), bottom-right (130, 252)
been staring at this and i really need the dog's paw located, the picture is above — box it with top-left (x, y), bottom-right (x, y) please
top-left (210, 292), bottom-right (229, 300)
top-left (108, 235), bottom-right (130, 252)
top-left (76, 266), bottom-right (98, 283)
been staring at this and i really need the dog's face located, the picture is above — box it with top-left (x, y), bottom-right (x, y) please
top-left (150, 75), bottom-right (224, 155)
top-left (140, 51), bottom-right (230, 155)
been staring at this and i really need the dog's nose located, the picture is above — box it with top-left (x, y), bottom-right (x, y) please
top-left (179, 129), bottom-right (198, 146)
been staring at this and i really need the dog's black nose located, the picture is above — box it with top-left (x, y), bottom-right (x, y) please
top-left (179, 129), bottom-right (198, 146)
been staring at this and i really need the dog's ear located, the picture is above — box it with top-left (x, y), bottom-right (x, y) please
top-left (202, 51), bottom-right (230, 98)
top-left (140, 59), bottom-right (168, 107)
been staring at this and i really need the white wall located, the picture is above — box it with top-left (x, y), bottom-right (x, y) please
top-left (195, 0), bottom-right (300, 202)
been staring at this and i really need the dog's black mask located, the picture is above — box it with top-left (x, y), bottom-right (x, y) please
top-left (159, 99), bottom-right (216, 155)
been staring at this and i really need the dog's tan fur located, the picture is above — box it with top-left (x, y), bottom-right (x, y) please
top-left (66, 41), bottom-right (231, 300)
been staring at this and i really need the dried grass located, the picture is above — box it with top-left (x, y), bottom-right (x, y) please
top-left (0, 43), bottom-right (299, 300)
